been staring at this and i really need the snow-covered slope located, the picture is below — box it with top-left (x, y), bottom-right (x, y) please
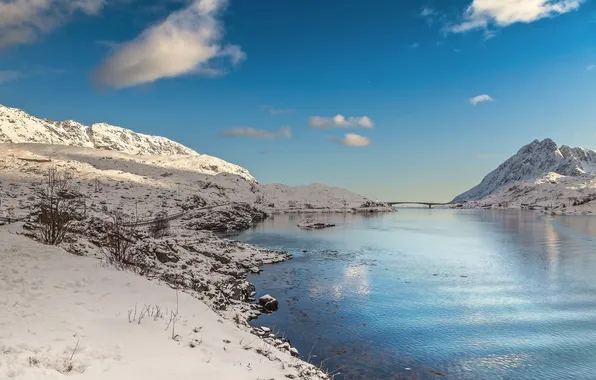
top-left (0, 104), bottom-right (190, 155)
top-left (0, 143), bottom-right (389, 221)
top-left (0, 104), bottom-right (255, 180)
top-left (454, 138), bottom-right (596, 202)
top-left (0, 225), bottom-right (327, 380)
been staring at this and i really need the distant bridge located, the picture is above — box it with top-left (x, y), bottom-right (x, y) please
top-left (387, 202), bottom-right (449, 209)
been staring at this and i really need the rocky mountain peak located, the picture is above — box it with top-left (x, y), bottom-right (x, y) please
top-left (453, 138), bottom-right (596, 202)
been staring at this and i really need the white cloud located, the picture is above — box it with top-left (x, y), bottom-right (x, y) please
top-left (0, 0), bottom-right (106, 47)
top-left (410, 42), bottom-right (420, 49)
top-left (94, 0), bottom-right (244, 89)
top-left (587, 64), bottom-right (596, 71)
top-left (221, 126), bottom-right (291, 140)
top-left (469, 94), bottom-right (495, 105)
top-left (450, 0), bottom-right (583, 33)
top-left (335, 133), bottom-right (371, 147)
top-left (309, 114), bottom-right (375, 129)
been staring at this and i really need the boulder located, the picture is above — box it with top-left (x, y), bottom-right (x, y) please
top-left (258, 294), bottom-right (279, 312)
top-left (289, 347), bottom-right (300, 357)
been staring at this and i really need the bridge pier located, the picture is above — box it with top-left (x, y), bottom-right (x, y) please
top-left (428, 204), bottom-right (432, 209)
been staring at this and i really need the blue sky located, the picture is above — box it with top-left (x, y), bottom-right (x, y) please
top-left (1, 0), bottom-right (596, 201)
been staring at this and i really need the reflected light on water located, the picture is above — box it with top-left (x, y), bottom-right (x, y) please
top-left (240, 210), bottom-right (596, 380)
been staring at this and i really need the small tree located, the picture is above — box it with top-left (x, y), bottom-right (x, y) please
top-left (102, 211), bottom-right (137, 267)
top-left (149, 212), bottom-right (170, 238)
top-left (37, 167), bottom-right (82, 245)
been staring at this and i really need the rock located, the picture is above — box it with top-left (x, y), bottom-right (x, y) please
top-left (280, 342), bottom-right (290, 350)
top-left (258, 294), bottom-right (278, 312)
top-left (250, 266), bottom-right (261, 274)
top-left (289, 347), bottom-right (300, 357)
top-left (260, 326), bottom-right (271, 333)
top-left (297, 219), bottom-right (335, 230)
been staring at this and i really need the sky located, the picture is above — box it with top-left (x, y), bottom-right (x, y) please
top-left (1, 0), bottom-right (596, 202)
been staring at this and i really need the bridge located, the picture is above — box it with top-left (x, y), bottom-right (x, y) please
top-left (387, 202), bottom-right (448, 209)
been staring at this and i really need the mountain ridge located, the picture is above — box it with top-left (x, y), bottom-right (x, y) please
top-left (0, 104), bottom-right (196, 156)
top-left (453, 138), bottom-right (596, 202)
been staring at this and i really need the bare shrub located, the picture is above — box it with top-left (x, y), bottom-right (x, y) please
top-left (36, 167), bottom-right (83, 245)
top-left (149, 212), bottom-right (170, 238)
top-left (102, 211), bottom-right (137, 267)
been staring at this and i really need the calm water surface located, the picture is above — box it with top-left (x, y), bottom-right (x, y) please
top-left (233, 210), bottom-right (596, 380)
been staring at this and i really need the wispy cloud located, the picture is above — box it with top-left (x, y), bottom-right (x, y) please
top-left (261, 105), bottom-right (294, 115)
top-left (410, 42), bottom-right (420, 49)
top-left (420, 6), bottom-right (444, 25)
top-left (587, 64), bottom-right (596, 71)
top-left (449, 0), bottom-right (584, 33)
top-left (0, 70), bottom-right (23, 84)
top-left (0, 0), bottom-right (106, 47)
top-left (476, 153), bottom-right (497, 159)
top-left (0, 65), bottom-right (65, 84)
top-left (309, 115), bottom-right (375, 129)
top-left (334, 133), bottom-right (371, 147)
top-left (221, 126), bottom-right (291, 140)
top-left (469, 94), bottom-right (495, 105)
top-left (94, 0), bottom-right (245, 89)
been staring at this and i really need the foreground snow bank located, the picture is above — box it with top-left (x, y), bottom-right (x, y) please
top-left (0, 225), bottom-right (327, 380)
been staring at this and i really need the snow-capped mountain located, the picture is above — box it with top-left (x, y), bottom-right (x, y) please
top-left (0, 104), bottom-right (256, 180)
top-left (0, 104), bottom-right (196, 156)
top-left (454, 138), bottom-right (596, 202)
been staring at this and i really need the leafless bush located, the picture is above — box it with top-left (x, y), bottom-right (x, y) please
top-left (102, 211), bottom-right (137, 267)
top-left (36, 166), bottom-right (83, 245)
top-left (149, 212), bottom-right (170, 238)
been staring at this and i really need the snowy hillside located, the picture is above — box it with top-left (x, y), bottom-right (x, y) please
top-left (454, 138), bottom-right (596, 202)
top-left (0, 224), bottom-right (327, 380)
top-left (0, 104), bottom-right (255, 180)
top-left (0, 104), bottom-right (193, 155)
top-left (0, 143), bottom-right (386, 219)
top-left (452, 138), bottom-right (596, 215)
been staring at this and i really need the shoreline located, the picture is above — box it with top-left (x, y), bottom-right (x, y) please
top-left (0, 223), bottom-right (329, 380)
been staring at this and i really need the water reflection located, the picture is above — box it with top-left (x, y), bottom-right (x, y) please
top-left (236, 210), bottom-right (596, 380)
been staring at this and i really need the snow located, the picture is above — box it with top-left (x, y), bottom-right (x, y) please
top-left (0, 105), bottom-right (392, 379)
top-left (0, 143), bottom-right (389, 221)
top-left (1, 104), bottom-right (196, 156)
top-left (454, 138), bottom-right (596, 202)
top-left (0, 224), bottom-right (326, 379)
top-left (453, 138), bottom-right (596, 215)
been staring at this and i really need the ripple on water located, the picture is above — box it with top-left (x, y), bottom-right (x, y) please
top-left (239, 210), bottom-right (596, 379)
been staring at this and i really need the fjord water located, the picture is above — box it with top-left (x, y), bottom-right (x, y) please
top-left (234, 210), bottom-right (596, 380)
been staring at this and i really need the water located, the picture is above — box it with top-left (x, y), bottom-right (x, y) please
top-left (232, 209), bottom-right (596, 380)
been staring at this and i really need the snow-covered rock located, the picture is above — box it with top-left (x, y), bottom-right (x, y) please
top-left (454, 138), bottom-right (596, 202)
